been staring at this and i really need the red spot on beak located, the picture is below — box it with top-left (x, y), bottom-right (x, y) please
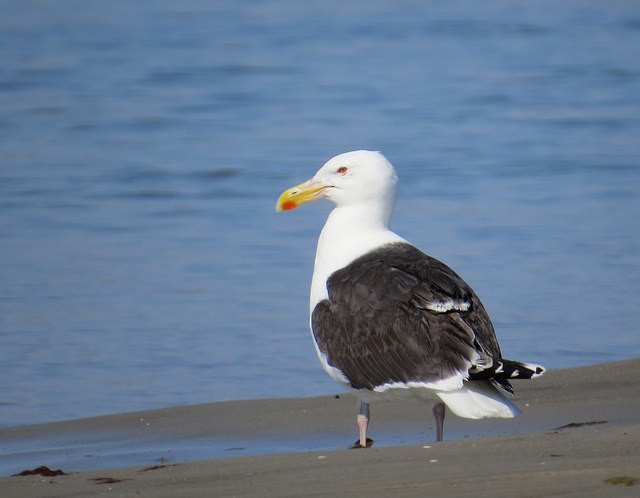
top-left (281, 200), bottom-right (297, 210)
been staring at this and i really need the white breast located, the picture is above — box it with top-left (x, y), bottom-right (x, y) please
top-left (309, 205), bottom-right (406, 313)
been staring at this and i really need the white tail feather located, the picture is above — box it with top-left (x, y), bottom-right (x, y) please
top-left (522, 362), bottom-right (545, 378)
top-left (436, 381), bottom-right (521, 419)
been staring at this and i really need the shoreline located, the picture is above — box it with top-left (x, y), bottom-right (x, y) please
top-left (1, 357), bottom-right (639, 497)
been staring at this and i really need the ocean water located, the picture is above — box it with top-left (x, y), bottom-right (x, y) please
top-left (1, 0), bottom-right (639, 428)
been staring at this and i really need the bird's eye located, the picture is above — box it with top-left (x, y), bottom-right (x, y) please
top-left (336, 166), bottom-right (348, 174)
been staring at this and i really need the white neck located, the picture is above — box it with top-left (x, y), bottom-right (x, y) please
top-left (309, 203), bottom-right (406, 312)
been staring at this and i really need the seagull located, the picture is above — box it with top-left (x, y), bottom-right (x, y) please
top-left (276, 150), bottom-right (544, 447)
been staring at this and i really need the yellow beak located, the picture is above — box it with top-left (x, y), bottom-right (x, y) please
top-left (275, 178), bottom-right (328, 212)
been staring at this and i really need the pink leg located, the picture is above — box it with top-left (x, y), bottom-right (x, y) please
top-left (351, 400), bottom-right (373, 448)
top-left (433, 402), bottom-right (445, 442)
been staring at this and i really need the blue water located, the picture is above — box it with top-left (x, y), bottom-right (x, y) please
top-left (1, 1), bottom-right (639, 428)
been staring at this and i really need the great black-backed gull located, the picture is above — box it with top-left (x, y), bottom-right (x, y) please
top-left (276, 150), bottom-right (544, 447)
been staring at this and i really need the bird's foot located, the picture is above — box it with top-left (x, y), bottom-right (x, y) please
top-left (350, 438), bottom-right (374, 449)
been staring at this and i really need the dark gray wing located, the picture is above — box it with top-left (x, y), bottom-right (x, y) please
top-left (312, 242), bottom-right (506, 391)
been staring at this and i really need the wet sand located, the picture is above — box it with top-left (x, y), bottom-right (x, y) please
top-left (1, 358), bottom-right (639, 497)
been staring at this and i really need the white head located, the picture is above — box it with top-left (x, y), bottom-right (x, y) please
top-left (276, 150), bottom-right (398, 221)
top-left (277, 151), bottom-right (404, 309)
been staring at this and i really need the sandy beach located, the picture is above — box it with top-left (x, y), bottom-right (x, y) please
top-left (1, 357), bottom-right (639, 497)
